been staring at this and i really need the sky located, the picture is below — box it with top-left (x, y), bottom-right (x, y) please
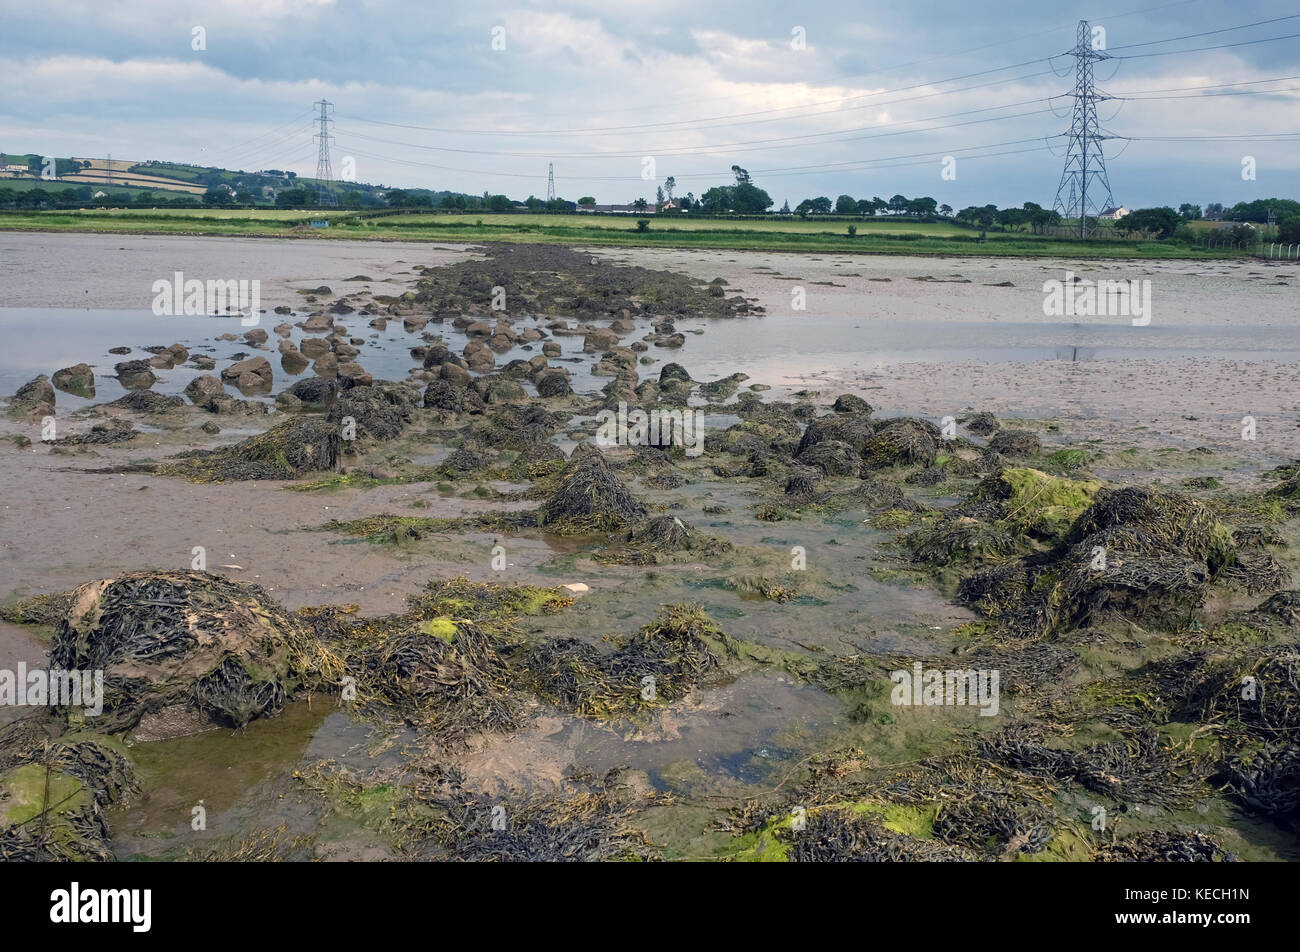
top-left (1, 0), bottom-right (1298, 210)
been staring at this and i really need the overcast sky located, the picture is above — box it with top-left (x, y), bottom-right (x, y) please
top-left (2, 0), bottom-right (1298, 209)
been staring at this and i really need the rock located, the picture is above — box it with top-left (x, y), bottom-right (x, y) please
top-left (337, 362), bottom-right (373, 387)
top-left (465, 321), bottom-right (493, 337)
top-left (190, 355), bottom-right (216, 370)
top-left (8, 375), bottom-right (56, 417)
top-left (288, 376), bottom-right (339, 406)
top-left (273, 306), bottom-right (293, 315)
top-left (298, 313), bottom-right (333, 331)
top-left (471, 375), bottom-right (526, 404)
top-left (147, 353), bottom-right (175, 369)
top-left (200, 421), bottom-right (221, 434)
top-left (108, 346), bottom-right (131, 355)
top-left (562, 583), bottom-right (589, 594)
top-left (610, 318), bottom-right (636, 335)
top-left (422, 344), bottom-right (455, 368)
top-left (313, 353), bottom-right (339, 377)
top-left (51, 363), bottom-right (96, 398)
top-left (167, 344), bottom-right (189, 362)
top-left (466, 349), bottom-right (496, 373)
top-left (244, 328), bottom-right (268, 345)
top-left (300, 337), bottom-right (331, 359)
top-left (220, 356), bottom-right (273, 388)
top-left (113, 361), bottom-right (157, 391)
top-left (440, 362), bottom-right (472, 387)
top-left (542, 341), bottom-right (562, 358)
top-left (584, 328), bottom-right (619, 352)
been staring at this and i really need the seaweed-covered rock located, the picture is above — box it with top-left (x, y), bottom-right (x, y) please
top-left (327, 383), bottom-right (417, 442)
top-left (423, 379), bottom-right (486, 415)
top-left (659, 363), bottom-right (692, 384)
top-left (960, 411), bottom-right (999, 436)
top-left (988, 429), bottom-right (1041, 457)
top-left (796, 439), bottom-right (862, 477)
top-left (161, 417), bottom-right (341, 480)
top-left (49, 571), bottom-right (338, 731)
top-left (536, 370), bottom-right (573, 398)
top-left (108, 391), bottom-right (184, 414)
top-left (832, 394), bottom-right (872, 415)
top-left (862, 419), bottom-right (938, 468)
top-left (0, 732), bottom-right (136, 861)
top-left (538, 452), bottom-right (648, 532)
top-left (796, 415), bottom-right (875, 457)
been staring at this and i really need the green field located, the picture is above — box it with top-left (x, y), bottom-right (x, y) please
top-left (0, 206), bottom-right (1259, 259)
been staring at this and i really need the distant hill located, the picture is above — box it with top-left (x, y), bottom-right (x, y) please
top-left (0, 152), bottom-right (454, 206)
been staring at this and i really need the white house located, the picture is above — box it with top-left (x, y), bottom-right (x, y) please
top-left (1099, 206), bottom-right (1129, 221)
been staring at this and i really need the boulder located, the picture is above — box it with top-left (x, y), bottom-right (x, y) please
top-left (51, 364), bottom-right (96, 399)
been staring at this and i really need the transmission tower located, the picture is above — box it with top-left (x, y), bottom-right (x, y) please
top-left (314, 99), bottom-right (337, 207)
top-left (547, 162), bottom-right (555, 202)
top-left (1052, 20), bottom-right (1115, 238)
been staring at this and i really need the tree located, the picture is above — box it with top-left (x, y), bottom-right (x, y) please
top-left (1117, 206), bottom-right (1180, 238)
top-left (888, 194), bottom-right (908, 215)
top-left (1278, 215), bottom-right (1300, 243)
top-left (203, 186), bottom-right (232, 205)
top-left (857, 199), bottom-right (876, 217)
top-left (1204, 202), bottom-right (1225, 220)
top-left (664, 176), bottom-right (675, 202)
top-left (385, 188), bottom-right (409, 207)
top-left (679, 195), bottom-right (693, 211)
top-left (1177, 203), bottom-right (1202, 221)
top-left (835, 194), bottom-right (857, 214)
top-left (731, 165), bottom-right (751, 185)
top-left (632, 197), bottom-right (648, 211)
top-left (997, 207), bottom-right (1028, 231)
top-left (234, 189), bottom-right (257, 204)
top-left (524, 195), bottom-right (544, 210)
top-left (1022, 201), bottom-right (1059, 234)
top-left (578, 196), bottom-right (596, 206)
top-left (939, 204), bottom-right (952, 218)
top-left (909, 196), bottom-right (937, 219)
top-left (730, 183), bottom-right (773, 213)
top-left (656, 185), bottom-right (665, 206)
